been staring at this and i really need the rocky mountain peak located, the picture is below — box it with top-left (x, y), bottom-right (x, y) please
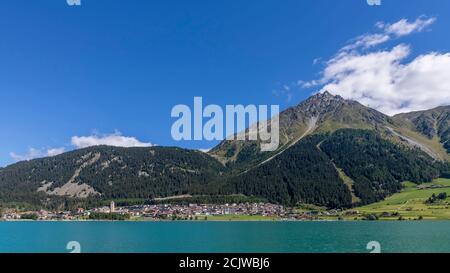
top-left (295, 90), bottom-right (345, 117)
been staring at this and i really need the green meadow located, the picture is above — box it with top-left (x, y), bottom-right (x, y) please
top-left (352, 178), bottom-right (450, 220)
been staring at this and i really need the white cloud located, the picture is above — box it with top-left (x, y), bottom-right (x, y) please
top-left (342, 33), bottom-right (390, 51)
top-left (338, 16), bottom-right (435, 53)
top-left (47, 148), bottom-right (66, 157)
top-left (10, 147), bottom-right (65, 162)
top-left (300, 16), bottom-right (450, 116)
top-left (9, 148), bottom-right (41, 162)
top-left (10, 131), bottom-right (154, 163)
top-left (272, 84), bottom-right (294, 102)
top-left (313, 58), bottom-right (322, 65)
top-left (71, 132), bottom-right (154, 149)
top-left (318, 45), bottom-right (450, 115)
top-left (383, 17), bottom-right (436, 37)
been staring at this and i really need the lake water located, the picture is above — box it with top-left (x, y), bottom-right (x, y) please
top-left (1, 221), bottom-right (450, 253)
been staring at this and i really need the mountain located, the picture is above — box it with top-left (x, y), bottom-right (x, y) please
top-left (224, 129), bottom-right (443, 207)
top-left (210, 91), bottom-right (448, 167)
top-left (210, 92), bottom-right (387, 171)
top-left (394, 106), bottom-right (450, 155)
top-left (0, 146), bottom-right (224, 209)
top-left (212, 92), bottom-right (448, 206)
top-left (1, 92), bottom-right (449, 209)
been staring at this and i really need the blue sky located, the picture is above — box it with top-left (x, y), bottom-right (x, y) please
top-left (1, 0), bottom-right (450, 166)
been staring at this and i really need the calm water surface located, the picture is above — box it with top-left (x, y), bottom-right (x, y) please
top-left (0, 221), bottom-right (449, 253)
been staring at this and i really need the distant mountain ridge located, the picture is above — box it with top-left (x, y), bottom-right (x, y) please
top-left (210, 91), bottom-right (449, 166)
top-left (1, 92), bottom-right (449, 209)
top-left (394, 106), bottom-right (450, 154)
top-left (0, 146), bottom-right (225, 209)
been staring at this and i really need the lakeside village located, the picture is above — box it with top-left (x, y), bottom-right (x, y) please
top-left (0, 201), bottom-right (346, 221)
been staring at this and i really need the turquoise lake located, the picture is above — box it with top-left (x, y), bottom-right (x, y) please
top-left (1, 221), bottom-right (450, 253)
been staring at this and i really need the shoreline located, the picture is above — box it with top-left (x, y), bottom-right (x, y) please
top-left (2, 218), bottom-right (450, 222)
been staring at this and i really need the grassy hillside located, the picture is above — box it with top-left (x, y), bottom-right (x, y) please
top-left (354, 178), bottom-right (450, 220)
